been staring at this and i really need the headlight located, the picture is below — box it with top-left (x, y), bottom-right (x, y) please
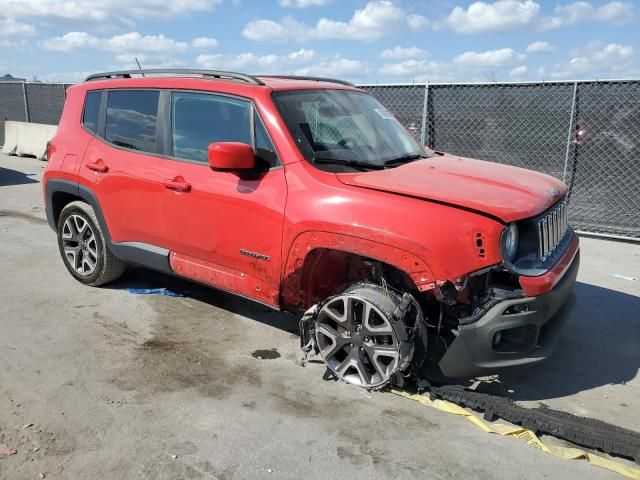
top-left (502, 223), bottom-right (519, 261)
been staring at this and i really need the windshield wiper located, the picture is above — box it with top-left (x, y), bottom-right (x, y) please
top-left (314, 158), bottom-right (385, 171)
top-left (383, 154), bottom-right (427, 167)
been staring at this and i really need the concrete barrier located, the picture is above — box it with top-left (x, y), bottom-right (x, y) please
top-left (2, 121), bottom-right (57, 160)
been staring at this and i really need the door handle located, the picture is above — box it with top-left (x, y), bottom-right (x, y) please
top-left (163, 177), bottom-right (191, 193)
top-left (86, 160), bottom-right (109, 173)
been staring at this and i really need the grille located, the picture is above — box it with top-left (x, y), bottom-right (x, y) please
top-left (537, 199), bottom-right (569, 261)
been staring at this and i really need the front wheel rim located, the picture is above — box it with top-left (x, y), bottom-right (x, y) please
top-left (62, 214), bottom-right (99, 276)
top-left (315, 294), bottom-right (401, 388)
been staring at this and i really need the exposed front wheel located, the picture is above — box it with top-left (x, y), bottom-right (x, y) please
top-left (57, 201), bottom-right (125, 286)
top-left (314, 283), bottom-right (415, 389)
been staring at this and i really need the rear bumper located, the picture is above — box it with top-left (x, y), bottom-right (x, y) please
top-left (438, 247), bottom-right (580, 378)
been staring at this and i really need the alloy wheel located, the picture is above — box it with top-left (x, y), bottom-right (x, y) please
top-left (315, 294), bottom-right (401, 388)
top-left (61, 214), bottom-right (99, 276)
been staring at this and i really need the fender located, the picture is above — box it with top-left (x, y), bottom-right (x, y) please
top-left (280, 230), bottom-right (439, 310)
top-left (44, 179), bottom-right (172, 275)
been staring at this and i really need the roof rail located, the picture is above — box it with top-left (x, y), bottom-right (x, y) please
top-left (84, 69), bottom-right (265, 85)
top-left (257, 75), bottom-right (355, 87)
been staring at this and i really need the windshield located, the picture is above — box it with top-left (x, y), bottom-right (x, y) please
top-left (272, 89), bottom-right (431, 171)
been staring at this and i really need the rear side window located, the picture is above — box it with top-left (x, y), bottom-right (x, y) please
top-left (171, 92), bottom-right (251, 163)
top-left (82, 90), bottom-right (101, 134)
top-left (105, 90), bottom-right (159, 153)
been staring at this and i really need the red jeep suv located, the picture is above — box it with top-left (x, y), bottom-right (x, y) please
top-left (43, 69), bottom-right (579, 388)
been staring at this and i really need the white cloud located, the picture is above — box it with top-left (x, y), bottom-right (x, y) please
top-left (453, 48), bottom-right (525, 67)
top-left (546, 1), bottom-right (633, 28)
top-left (379, 59), bottom-right (438, 77)
top-left (597, 1), bottom-right (634, 24)
top-left (407, 14), bottom-right (429, 30)
top-left (444, 0), bottom-right (541, 34)
top-left (378, 59), bottom-right (459, 82)
top-left (243, 1), bottom-right (424, 42)
top-left (0, 18), bottom-right (36, 37)
top-left (196, 49), bottom-right (316, 74)
top-left (279, 0), bottom-right (332, 7)
top-left (441, 0), bottom-right (634, 34)
top-left (42, 32), bottom-right (98, 51)
top-left (380, 46), bottom-right (426, 60)
top-left (287, 48), bottom-right (316, 62)
top-left (0, 0), bottom-right (221, 27)
top-left (294, 57), bottom-right (369, 79)
top-left (43, 32), bottom-right (190, 54)
top-left (509, 65), bottom-right (528, 78)
top-left (538, 42), bottom-right (637, 79)
top-left (379, 48), bottom-right (526, 82)
top-left (196, 50), bottom-right (365, 81)
top-left (191, 37), bottom-right (218, 49)
top-left (242, 18), bottom-right (294, 43)
top-left (526, 41), bottom-right (555, 53)
top-left (380, 42), bottom-right (638, 83)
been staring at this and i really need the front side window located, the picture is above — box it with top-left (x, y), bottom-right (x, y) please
top-left (105, 90), bottom-right (159, 153)
top-left (272, 89), bottom-right (430, 171)
top-left (172, 92), bottom-right (251, 163)
top-left (82, 90), bottom-right (101, 134)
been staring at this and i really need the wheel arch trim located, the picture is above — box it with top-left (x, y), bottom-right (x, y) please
top-left (280, 230), bottom-right (438, 310)
top-left (44, 179), bottom-right (172, 274)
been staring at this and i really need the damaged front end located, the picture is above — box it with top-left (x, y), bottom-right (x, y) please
top-left (425, 251), bottom-right (579, 378)
top-left (300, 249), bottom-right (579, 387)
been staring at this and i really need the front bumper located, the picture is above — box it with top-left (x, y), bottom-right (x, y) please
top-left (438, 245), bottom-right (580, 379)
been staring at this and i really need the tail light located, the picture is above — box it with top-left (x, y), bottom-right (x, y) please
top-left (46, 141), bottom-right (55, 162)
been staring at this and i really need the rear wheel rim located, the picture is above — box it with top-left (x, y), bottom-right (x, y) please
top-left (62, 214), bottom-right (98, 276)
top-left (316, 294), bottom-right (400, 388)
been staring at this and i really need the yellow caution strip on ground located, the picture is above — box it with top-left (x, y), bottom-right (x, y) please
top-left (391, 389), bottom-right (640, 480)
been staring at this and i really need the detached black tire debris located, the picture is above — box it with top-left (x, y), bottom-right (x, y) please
top-left (429, 384), bottom-right (640, 465)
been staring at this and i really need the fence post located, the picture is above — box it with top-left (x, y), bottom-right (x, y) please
top-left (562, 82), bottom-right (578, 183)
top-left (420, 82), bottom-right (429, 146)
top-left (21, 82), bottom-right (30, 123)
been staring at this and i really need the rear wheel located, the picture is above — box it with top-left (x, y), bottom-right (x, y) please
top-left (57, 201), bottom-right (125, 286)
top-left (314, 283), bottom-right (414, 389)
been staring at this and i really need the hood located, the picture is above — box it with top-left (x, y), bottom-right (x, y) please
top-left (336, 153), bottom-right (567, 223)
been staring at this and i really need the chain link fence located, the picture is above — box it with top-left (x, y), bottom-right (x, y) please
top-left (0, 80), bottom-right (638, 240)
top-left (363, 80), bottom-right (640, 240)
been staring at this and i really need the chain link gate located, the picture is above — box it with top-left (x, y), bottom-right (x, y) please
top-left (362, 80), bottom-right (640, 241)
top-left (0, 79), bottom-right (638, 240)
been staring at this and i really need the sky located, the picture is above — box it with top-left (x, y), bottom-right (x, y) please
top-left (0, 0), bottom-right (638, 84)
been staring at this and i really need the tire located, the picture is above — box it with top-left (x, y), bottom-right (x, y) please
top-left (314, 282), bottom-right (416, 389)
top-left (57, 201), bottom-right (125, 286)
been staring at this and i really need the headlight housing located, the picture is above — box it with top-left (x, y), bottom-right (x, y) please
top-left (502, 223), bottom-right (519, 261)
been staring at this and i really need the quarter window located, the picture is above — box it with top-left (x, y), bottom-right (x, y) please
top-left (82, 90), bottom-right (101, 134)
top-left (105, 90), bottom-right (159, 153)
top-left (254, 113), bottom-right (279, 168)
top-left (172, 92), bottom-right (251, 163)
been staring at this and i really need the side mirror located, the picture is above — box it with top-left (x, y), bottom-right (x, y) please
top-left (208, 142), bottom-right (255, 171)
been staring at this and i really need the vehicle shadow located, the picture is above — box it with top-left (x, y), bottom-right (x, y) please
top-left (478, 281), bottom-right (640, 401)
top-left (106, 267), bottom-right (301, 334)
top-left (0, 166), bottom-right (40, 187)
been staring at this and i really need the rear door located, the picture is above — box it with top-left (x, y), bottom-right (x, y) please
top-left (159, 91), bottom-right (287, 306)
top-left (81, 89), bottom-right (168, 246)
